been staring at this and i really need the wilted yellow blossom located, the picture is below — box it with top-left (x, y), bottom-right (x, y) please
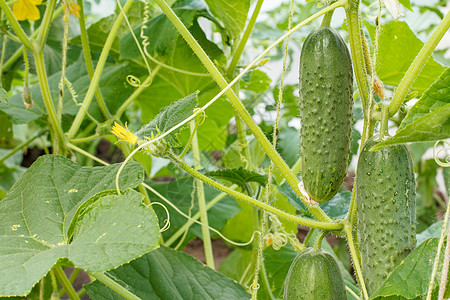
top-left (62, 1), bottom-right (81, 18)
top-left (111, 122), bottom-right (138, 145)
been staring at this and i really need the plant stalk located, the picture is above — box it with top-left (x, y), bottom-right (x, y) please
top-left (37, 0), bottom-right (57, 50)
top-left (169, 152), bottom-right (343, 230)
top-left (77, 0), bottom-right (109, 119)
top-left (153, 0), bottom-right (346, 224)
top-left (53, 266), bottom-right (80, 300)
top-left (67, 0), bottom-right (134, 138)
top-left (34, 51), bottom-right (66, 154)
top-left (91, 272), bottom-right (140, 300)
top-left (388, 9), bottom-right (450, 117)
top-left (190, 120), bottom-right (215, 269)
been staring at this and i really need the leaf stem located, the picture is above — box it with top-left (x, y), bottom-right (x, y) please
top-left (37, 0), bottom-right (57, 51)
top-left (388, 9), bottom-right (450, 117)
top-left (227, 0), bottom-right (264, 77)
top-left (76, 0), bottom-right (109, 119)
top-left (53, 266), bottom-right (80, 300)
top-left (34, 51), bottom-right (66, 154)
top-left (67, 0), bottom-right (134, 138)
top-left (153, 0), bottom-right (346, 224)
top-left (190, 120), bottom-right (215, 269)
top-left (91, 272), bottom-right (140, 300)
top-left (0, 129), bottom-right (47, 164)
top-left (0, 0), bottom-right (33, 50)
top-left (345, 224), bottom-right (368, 300)
top-left (169, 152), bottom-right (344, 231)
top-left (379, 102), bottom-right (389, 138)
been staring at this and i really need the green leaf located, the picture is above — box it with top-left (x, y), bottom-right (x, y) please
top-left (400, 67), bottom-right (450, 130)
top-left (240, 69), bottom-right (272, 93)
top-left (204, 0), bottom-right (250, 40)
top-left (397, 0), bottom-right (412, 11)
top-left (366, 21), bottom-right (445, 92)
top-left (0, 60), bottom-right (143, 124)
top-left (276, 127), bottom-right (300, 167)
top-left (416, 221), bottom-right (442, 245)
top-left (0, 155), bottom-right (160, 297)
top-left (277, 182), bottom-right (351, 219)
top-left (85, 245), bottom-right (250, 299)
top-left (120, 0), bottom-right (210, 57)
top-left (371, 68), bottom-right (450, 150)
top-left (371, 238), bottom-right (445, 299)
top-left (271, 84), bottom-right (299, 119)
top-left (0, 110), bottom-right (13, 148)
top-left (206, 166), bottom-right (269, 189)
top-left (0, 86), bottom-right (7, 104)
top-left (148, 175), bottom-right (240, 247)
top-left (135, 92), bottom-right (199, 147)
top-left (71, 2), bottom-right (146, 57)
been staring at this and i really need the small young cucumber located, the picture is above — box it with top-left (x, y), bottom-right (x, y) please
top-left (299, 26), bottom-right (353, 203)
top-left (283, 248), bottom-right (347, 300)
top-left (356, 136), bottom-right (416, 295)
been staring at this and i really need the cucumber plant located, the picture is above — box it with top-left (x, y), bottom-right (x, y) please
top-left (0, 0), bottom-right (449, 299)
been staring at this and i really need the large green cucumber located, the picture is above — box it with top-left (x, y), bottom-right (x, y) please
top-left (356, 136), bottom-right (416, 295)
top-left (299, 26), bottom-right (353, 203)
top-left (283, 248), bottom-right (346, 300)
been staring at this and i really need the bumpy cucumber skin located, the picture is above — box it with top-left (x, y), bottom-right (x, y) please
top-left (356, 137), bottom-right (416, 295)
top-left (283, 248), bottom-right (347, 300)
top-left (299, 27), bottom-right (353, 203)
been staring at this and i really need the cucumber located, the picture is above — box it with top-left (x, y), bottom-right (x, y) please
top-left (299, 26), bottom-right (353, 203)
top-left (356, 136), bottom-right (416, 295)
top-left (283, 248), bottom-right (346, 300)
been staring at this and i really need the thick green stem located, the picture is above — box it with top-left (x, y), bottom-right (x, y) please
top-left (53, 266), bottom-right (80, 300)
top-left (313, 230), bottom-right (327, 250)
top-left (227, 0), bottom-right (264, 77)
top-left (34, 51), bottom-right (66, 154)
top-left (190, 121), bottom-right (215, 269)
top-left (0, 0), bottom-right (33, 50)
top-left (37, 0), bottom-right (57, 51)
top-left (154, 0), bottom-right (344, 223)
top-left (169, 152), bottom-right (343, 230)
top-left (345, 3), bottom-right (371, 144)
top-left (320, 11), bottom-right (333, 28)
top-left (91, 272), bottom-right (140, 300)
top-left (389, 10), bottom-right (450, 117)
top-left (67, 0), bottom-right (134, 138)
top-left (77, 0), bottom-right (109, 119)
top-left (345, 224), bottom-right (368, 300)
top-left (379, 103), bottom-right (389, 139)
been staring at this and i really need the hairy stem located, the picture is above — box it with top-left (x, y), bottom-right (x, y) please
top-left (169, 152), bottom-right (343, 230)
top-left (34, 51), bottom-right (66, 154)
top-left (345, 224), bottom-right (368, 300)
top-left (67, 0), bottom-right (134, 138)
top-left (77, 0), bottom-right (109, 119)
top-left (154, 0), bottom-right (346, 224)
top-left (190, 120), bottom-right (215, 269)
top-left (37, 0), bottom-right (57, 50)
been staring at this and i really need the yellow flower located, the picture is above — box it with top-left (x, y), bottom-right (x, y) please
top-left (62, 1), bottom-right (81, 18)
top-left (111, 122), bottom-right (138, 145)
top-left (12, 0), bottom-right (43, 21)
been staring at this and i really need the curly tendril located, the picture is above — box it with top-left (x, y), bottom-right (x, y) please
top-left (433, 140), bottom-right (450, 167)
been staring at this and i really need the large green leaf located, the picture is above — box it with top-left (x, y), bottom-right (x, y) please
top-left (371, 68), bottom-right (450, 150)
top-left (366, 21), bottom-right (445, 92)
top-left (0, 155), bottom-right (160, 297)
top-left (135, 92), bottom-right (199, 147)
top-left (120, 0), bottom-right (211, 58)
top-left (204, 0), bottom-right (250, 40)
top-left (240, 69), bottom-right (272, 93)
top-left (372, 238), bottom-right (447, 299)
top-left (85, 245), bottom-right (250, 299)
